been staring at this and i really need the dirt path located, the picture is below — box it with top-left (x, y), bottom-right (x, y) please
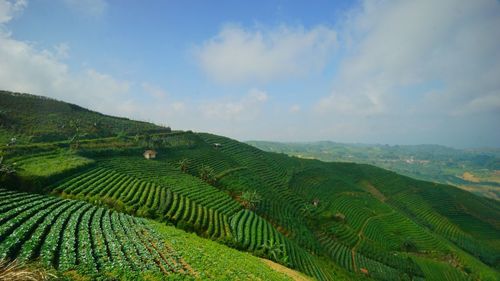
top-left (351, 210), bottom-right (395, 272)
top-left (360, 181), bottom-right (387, 202)
top-left (261, 258), bottom-right (313, 281)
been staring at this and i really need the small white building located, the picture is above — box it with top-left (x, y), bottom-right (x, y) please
top-left (143, 150), bottom-right (157, 159)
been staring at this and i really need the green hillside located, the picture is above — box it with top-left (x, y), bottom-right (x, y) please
top-left (247, 141), bottom-right (500, 201)
top-left (0, 90), bottom-right (170, 145)
top-left (0, 91), bottom-right (499, 280)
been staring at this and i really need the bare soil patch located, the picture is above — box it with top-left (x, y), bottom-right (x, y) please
top-left (261, 258), bottom-right (313, 281)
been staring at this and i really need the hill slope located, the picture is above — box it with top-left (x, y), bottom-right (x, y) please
top-left (0, 90), bottom-right (169, 145)
top-left (247, 141), bottom-right (500, 201)
top-left (0, 91), bottom-right (498, 280)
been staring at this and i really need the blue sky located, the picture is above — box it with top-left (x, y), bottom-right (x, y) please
top-left (1, 0), bottom-right (499, 148)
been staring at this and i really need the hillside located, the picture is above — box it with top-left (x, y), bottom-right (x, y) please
top-left (247, 141), bottom-right (500, 201)
top-left (0, 91), bottom-right (499, 281)
top-left (0, 90), bottom-right (170, 145)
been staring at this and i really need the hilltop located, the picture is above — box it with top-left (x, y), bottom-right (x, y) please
top-left (0, 91), bottom-right (499, 281)
top-left (0, 90), bottom-right (169, 145)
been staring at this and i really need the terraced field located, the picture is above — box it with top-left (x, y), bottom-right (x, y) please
top-left (200, 133), bottom-right (322, 253)
top-left (363, 211), bottom-right (444, 252)
top-left (50, 166), bottom-right (233, 240)
top-left (98, 157), bottom-right (242, 215)
top-left (230, 209), bottom-right (328, 280)
top-left (413, 257), bottom-right (470, 281)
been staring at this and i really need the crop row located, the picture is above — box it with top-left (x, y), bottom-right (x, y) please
top-left (317, 233), bottom-right (354, 272)
top-left (50, 167), bottom-right (231, 239)
top-left (230, 210), bottom-right (328, 281)
top-left (200, 134), bottom-right (321, 253)
top-left (98, 157), bottom-right (242, 216)
top-left (391, 191), bottom-right (497, 263)
top-left (413, 256), bottom-right (469, 281)
top-left (363, 211), bottom-right (444, 252)
top-left (316, 232), bottom-right (424, 280)
top-left (355, 254), bottom-right (405, 281)
top-left (0, 189), bottom-right (189, 276)
top-left (94, 153), bottom-right (307, 247)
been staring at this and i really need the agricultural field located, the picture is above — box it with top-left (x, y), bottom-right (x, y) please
top-left (248, 141), bottom-right (500, 201)
top-left (0, 189), bottom-right (193, 279)
top-left (12, 152), bottom-right (94, 178)
top-left (0, 92), bottom-right (499, 280)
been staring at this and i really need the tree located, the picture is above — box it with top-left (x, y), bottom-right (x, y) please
top-left (177, 158), bottom-right (191, 173)
top-left (116, 130), bottom-right (128, 140)
top-left (300, 203), bottom-right (314, 218)
top-left (68, 119), bottom-right (81, 149)
top-left (401, 239), bottom-right (418, 252)
top-left (260, 238), bottom-right (289, 266)
top-left (0, 156), bottom-right (16, 176)
top-left (240, 190), bottom-right (262, 210)
top-left (199, 165), bottom-right (216, 184)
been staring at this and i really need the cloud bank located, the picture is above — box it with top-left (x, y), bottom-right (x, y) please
top-left (189, 0), bottom-right (499, 146)
top-left (0, 0), bottom-right (26, 24)
top-left (195, 24), bottom-right (338, 84)
top-left (318, 0), bottom-right (500, 119)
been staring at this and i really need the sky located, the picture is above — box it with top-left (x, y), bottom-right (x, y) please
top-left (0, 0), bottom-right (499, 148)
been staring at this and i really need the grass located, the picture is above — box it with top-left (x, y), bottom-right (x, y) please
top-left (151, 221), bottom-right (294, 281)
top-left (14, 152), bottom-right (94, 177)
top-left (0, 259), bottom-right (56, 281)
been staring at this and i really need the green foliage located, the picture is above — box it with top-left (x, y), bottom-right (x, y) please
top-left (248, 140), bottom-right (500, 201)
top-left (198, 165), bottom-right (216, 184)
top-left (0, 156), bottom-right (16, 175)
top-left (260, 238), bottom-right (289, 266)
top-left (0, 189), bottom-right (192, 279)
top-left (240, 190), bottom-right (262, 210)
top-left (152, 221), bottom-right (293, 280)
top-left (49, 165), bottom-right (234, 241)
top-left (401, 239), bottom-right (418, 253)
top-left (177, 158), bottom-right (190, 173)
top-left (14, 152), bottom-right (93, 178)
top-left (0, 90), bottom-right (169, 145)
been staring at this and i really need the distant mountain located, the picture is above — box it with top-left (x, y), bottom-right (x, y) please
top-left (247, 140), bottom-right (500, 201)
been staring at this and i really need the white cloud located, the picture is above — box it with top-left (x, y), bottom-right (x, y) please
top-left (195, 24), bottom-right (337, 84)
top-left (141, 82), bottom-right (168, 100)
top-left (289, 105), bottom-right (301, 113)
top-left (451, 93), bottom-right (500, 116)
top-left (0, 4), bottom-right (186, 130)
top-left (0, 7), bottom-right (131, 117)
top-left (247, 88), bottom-right (268, 102)
top-left (0, 32), bottom-right (131, 114)
top-left (0, 0), bottom-right (26, 24)
top-left (199, 88), bottom-right (269, 121)
top-left (53, 42), bottom-right (70, 59)
top-left (317, 0), bottom-right (500, 119)
top-left (63, 0), bottom-right (107, 17)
